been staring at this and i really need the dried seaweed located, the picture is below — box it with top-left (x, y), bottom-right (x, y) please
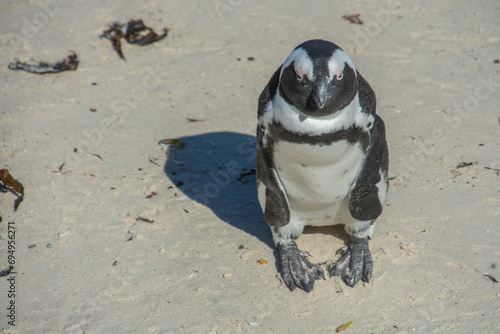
top-left (100, 19), bottom-right (169, 60)
top-left (456, 161), bottom-right (473, 169)
top-left (148, 158), bottom-right (161, 167)
top-left (8, 51), bottom-right (79, 74)
top-left (126, 231), bottom-right (134, 241)
top-left (237, 169), bottom-right (256, 181)
top-left (135, 216), bottom-right (155, 224)
top-left (484, 274), bottom-right (498, 283)
top-left (0, 169), bottom-right (24, 211)
top-left (100, 23), bottom-right (125, 59)
top-left (342, 14), bottom-right (363, 25)
top-left (58, 163), bottom-right (66, 173)
top-left (0, 268), bottom-right (12, 278)
top-left (187, 117), bottom-right (204, 122)
top-left (484, 166), bottom-right (500, 176)
top-left (145, 191), bottom-right (157, 199)
top-left (88, 153), bottom-right (103, 160)
top-left (475, 269), bottom-right (498, 283)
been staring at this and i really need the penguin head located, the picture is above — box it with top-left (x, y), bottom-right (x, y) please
top-left (279, 39), bottom-right (358, 117)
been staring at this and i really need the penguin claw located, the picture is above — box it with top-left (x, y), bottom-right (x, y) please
top-left (328, 237), bottom-right (373, 287)
top-left (278, 241), bottom-right (325, 293)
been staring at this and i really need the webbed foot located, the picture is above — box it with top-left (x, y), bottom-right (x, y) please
top-left (329, 237), bottom-right (373, 287)
top-left (278, 241), bottom-right (325, 292)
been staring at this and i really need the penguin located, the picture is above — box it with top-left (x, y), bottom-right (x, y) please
top-left (256, 39), bottom-right (389, 292)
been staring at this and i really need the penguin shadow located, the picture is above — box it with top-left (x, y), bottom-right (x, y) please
top-left (163, 132), bottom-right (273, 248)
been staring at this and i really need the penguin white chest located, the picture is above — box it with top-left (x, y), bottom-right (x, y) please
top-left (273, 140), bottom-right (364, 216)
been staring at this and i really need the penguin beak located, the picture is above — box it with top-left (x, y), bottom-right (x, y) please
top-left (311, 76), bottom-right (329, 109)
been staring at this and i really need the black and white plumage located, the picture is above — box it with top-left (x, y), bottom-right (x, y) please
top-left (256, 39), bottom-right (389, 292)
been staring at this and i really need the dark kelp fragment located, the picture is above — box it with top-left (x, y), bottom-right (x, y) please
top-left (100, 19), bottom-right (169, 60)
top-left (342, 14), bottom-right (363, 25)
top-left (484, 166), bottom-right (500, 176)
top-left (456, 161), bottom-right (473, 169)
top-left (187, 117), bottom-right (204, 122)
top-left (135, 216), bottom-right (155, 224)
top-left (8, 51), bottom-right (79, 74)
top-left (0, 169), bottom-right (24, 211)
top-left (124, 19), bottom-right (169, 45)
top-left (475, 268), bottom-right (499, 283)
top-left (0, 268), bottom-right (12, 278)
top-left (237, 169), bottom-right (256, 181)
top-left (145, 191), bottom-right (157, 199)
top-left (484, 274), bottom-right (498, 283)
top-left (100, 23), bottom-right (125, 59)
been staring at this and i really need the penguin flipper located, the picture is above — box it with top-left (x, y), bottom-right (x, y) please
top-left (348, 114), bottom-right (389, 222)
top-left (256, 130), bottom-right (290, 227)
top-left (257, 65), bottom-right (282, 118)
top-left (256, 64), bottom-right (291, 227)
top-left (356, 71), bottom-right (377, 116)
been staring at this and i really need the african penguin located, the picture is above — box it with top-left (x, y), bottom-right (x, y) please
top-left (256, 39), bottom-right (389, 292)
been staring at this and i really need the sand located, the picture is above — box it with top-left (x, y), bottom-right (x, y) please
top-left (1, 0), bottom-right (499, 333)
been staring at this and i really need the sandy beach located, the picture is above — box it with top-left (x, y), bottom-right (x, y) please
top-left (1, 0), bottom-right (499, 333)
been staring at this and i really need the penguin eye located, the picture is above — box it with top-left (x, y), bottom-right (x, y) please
top-left (295, 71), bottom-right (304, 81)
top-left (335, 72), bottom-right (344, 81)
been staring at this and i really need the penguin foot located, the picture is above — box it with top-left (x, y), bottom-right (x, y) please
top-left (328, 237), bottom-right (372, 287)
top-left (278, 240), bottom-right (325, 293)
